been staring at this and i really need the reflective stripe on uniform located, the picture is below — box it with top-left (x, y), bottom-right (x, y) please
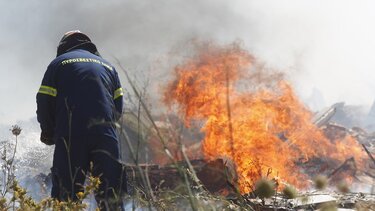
top-left (114, 87), bottom-right (123, 100)
top-left (38, 85), bottom-right (57, 97)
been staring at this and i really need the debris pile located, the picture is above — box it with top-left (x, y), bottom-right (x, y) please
top-left (121, 43), bottom-right (375, 209)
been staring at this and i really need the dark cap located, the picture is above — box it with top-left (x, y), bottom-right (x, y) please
top-left (56, 30), bottom-right (100, 57)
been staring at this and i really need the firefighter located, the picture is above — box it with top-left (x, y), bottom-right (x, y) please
top-left (36, 30), bottom-right (125, 210)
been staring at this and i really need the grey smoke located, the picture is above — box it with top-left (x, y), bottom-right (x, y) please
top-left (1, 0), bottom-right (375, 126)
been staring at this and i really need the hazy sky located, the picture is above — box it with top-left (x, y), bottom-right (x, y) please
top-left (1, 0), bottom-right (375, 125)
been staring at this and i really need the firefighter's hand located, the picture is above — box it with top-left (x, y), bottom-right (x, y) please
top-left (40, 131), bottom-right (54, 145)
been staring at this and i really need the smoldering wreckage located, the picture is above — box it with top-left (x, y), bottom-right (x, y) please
top-left (119, 103), bottom-right (375, 210)
top-left (35, 44), bottom-right (375, 210)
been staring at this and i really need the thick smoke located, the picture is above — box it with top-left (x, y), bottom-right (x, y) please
top-left (1, 0), bottom-right (375, 123)
top-left (0, 0), bottom-right (374, 200)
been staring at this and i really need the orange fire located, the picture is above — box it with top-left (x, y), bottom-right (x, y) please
top-left (163, 42), bottom-right (366, 193)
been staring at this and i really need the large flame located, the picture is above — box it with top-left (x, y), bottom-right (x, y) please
top-left (163, 43), bottom-right (366, 193)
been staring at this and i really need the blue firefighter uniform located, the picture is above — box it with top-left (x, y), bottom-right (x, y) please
top-left (36, 31), bottom-right (125, 210)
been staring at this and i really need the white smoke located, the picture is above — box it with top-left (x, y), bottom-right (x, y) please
top-left (1, 0), bottom-right (375, 126)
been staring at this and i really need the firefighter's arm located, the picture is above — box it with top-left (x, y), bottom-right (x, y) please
top-left (113, 69), bottom-right (123, 120)
top-left (36, 63), bottom-right (57, 145)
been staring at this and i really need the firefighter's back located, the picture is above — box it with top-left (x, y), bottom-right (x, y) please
top-left (53, 49), bottom-right (118, 139)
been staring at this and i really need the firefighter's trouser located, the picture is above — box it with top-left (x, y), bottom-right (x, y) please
top-left (51, 135), bottom-right (126, 210)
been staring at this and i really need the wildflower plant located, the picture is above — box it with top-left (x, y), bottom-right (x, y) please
top-left (254, 178), bottom-right (276, 199)
top-left (314, 175), bottom-right (328, 190)
top-left (282, 185), bottom-right (297, 199)
top-left (0, 125), bottom-right (21, 198)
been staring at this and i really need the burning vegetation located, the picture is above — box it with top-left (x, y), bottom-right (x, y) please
top-left (1, 42), bottom-right (374, 210)
top-left (163, 42), bottom-right (367, 194)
